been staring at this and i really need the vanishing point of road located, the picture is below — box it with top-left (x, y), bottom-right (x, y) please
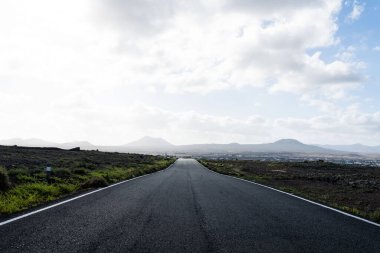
top-left (0, 159), bottom-right (379, 252)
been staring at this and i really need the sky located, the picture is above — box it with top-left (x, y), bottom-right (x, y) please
top-left (0, 0), bottom-right (380, 145)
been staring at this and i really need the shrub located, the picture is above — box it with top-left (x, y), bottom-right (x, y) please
top-left (57, 184), bottom-right (78, 194)
top-left (75, 162), bottom-right (97, 170)
top-left (52, 168), bottom-right (72, 179)
top-left (73, 168), bottom-right (89, 175)
top-left (29, 168), bottom-right (43, 176)
top-left (81, 176), bottom-right (109, 189)
top-left (0, 166), bottom-right (11, 191)
top-left (20, 183), bottom-right (61, 198)
top-left (7, 168), bottom-right (30, 184)
top-left (370, 209), bottom-right (380, 223)
top-left (0, 183), bottom-right (65, 214)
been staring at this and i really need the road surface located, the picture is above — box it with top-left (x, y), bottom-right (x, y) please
top-left (0, 158), bottom-right (379, 252)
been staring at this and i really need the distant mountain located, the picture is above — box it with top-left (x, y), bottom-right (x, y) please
top-left (176, 139), bottom-right (335, 154)
top-left (256, 139), bottom-right (331, 153)
top-left (0, 138), bottom-right (97, 150)
top-left (5, 137), bottom-right (376, 155)
top-left (264, 138), bottom-right (330, 152)
top-left (273, 139), bottom-right (303, 145)
top-left (0, 138), bottom-right (57, 147)
top-left (59, 141), bottom-right (97, 150)
top-left (125, 136), bottom-right (174, 147)
top-left (318, 144), bottom-right (380, 153)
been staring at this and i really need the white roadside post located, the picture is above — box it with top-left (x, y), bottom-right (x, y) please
top-left (45, 166), bottom-right (52, 184)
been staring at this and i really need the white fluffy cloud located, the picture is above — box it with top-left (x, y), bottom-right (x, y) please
top-left (0, 0), bottom-right (361, 98)
top-left (2, 90), bottom-right (379, 145)
top-left (92, 0), bottom-right (361, 98)
top-left (0, 96), bottom-right (270, 144)
top-left (276, 106), bottom-right (380, 145)
top-left (346, 0), bottom-right (365, 22)
top-left (0, 0), bottom-right (376, 145)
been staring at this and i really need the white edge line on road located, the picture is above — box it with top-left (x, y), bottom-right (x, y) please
top-left (199, 161), bottom-right (380, 228)
top-left (0, 162), bottom-right (176, 227)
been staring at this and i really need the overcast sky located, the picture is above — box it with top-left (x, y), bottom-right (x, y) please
top-left (0, 0), bottom-right (380, 145)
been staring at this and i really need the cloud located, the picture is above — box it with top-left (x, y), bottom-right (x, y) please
top-left (374, 46), bottom-right (380, 52)
top-left (223, 0), bottom-right (325, 13)
top-left (53, 103), bottom-right (380, 145)
top-left (0, 0), bottom-right (375, 145)
top-left (0, 0), bottom-right (362, 101)
top-left (0, 97), bottom-right (271, 144)
top-left (91, 0), bottom-right (361, 98)
top-left (346, 0), bottom-right (365, 22)
top-left (300, 95), bottom-right (340, 113)
top-left (276, 106), bottom-right (380, 144)
top-left (96, 103), bottom-right (271, 144)
top-left (269, 51), bottom-right (362, 99)
top-left (95, 0), bottom-right (179, 36)
top-left (2, 88), bottom-right (380, 145)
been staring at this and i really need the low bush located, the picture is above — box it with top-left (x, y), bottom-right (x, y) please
top-left (52, 168), bottom-right (72, 179)
top-left (74, 162), bottom-right (97, 170)
top-left (16, 183), bottom-right (61, 198)
top-left (0, 182), bottom-right (79, 214)
top-left (73, 168), bottom-right (89, 175)
top-left (0, 166), bottom-right (10, 191)
top-left (7, 168), bottom-right (30, 184)
top-left (0, 145), bottom-right (175, 215)
top-left (57, 184), bottom-right (78, 194)
top-left (81, 176), bottom-right (109, 189)
top-left (370, 209), bottom-right (380, 223)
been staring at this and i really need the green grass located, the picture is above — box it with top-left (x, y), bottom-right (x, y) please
top-left (0, 145), bottom-right (175, 216)
top-left (0, 183), bottom-right (78, 214)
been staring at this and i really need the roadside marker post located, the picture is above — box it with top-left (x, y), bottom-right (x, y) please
top-left (45, 166), bottom-right (52, 184)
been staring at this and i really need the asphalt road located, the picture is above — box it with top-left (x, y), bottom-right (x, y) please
top-left (0, 158), bottom-right (379, 252)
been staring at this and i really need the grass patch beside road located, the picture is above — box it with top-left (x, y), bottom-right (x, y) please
top-left (199, 159), bottom-right (380, 223)
top-left (0, 145), bottom-right (175, 216)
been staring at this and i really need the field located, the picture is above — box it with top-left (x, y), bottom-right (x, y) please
top-left (200, 159), bottom-right (380, 223)
top-left (0, 145), bottom-right (175, 216)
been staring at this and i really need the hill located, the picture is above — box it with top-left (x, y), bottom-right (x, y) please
top-left (319, 144), bottom-right (380, 154)
top-left (125, 136), bottom-right (174, 147)
top-left (178, 139), bottom-right (335, 153)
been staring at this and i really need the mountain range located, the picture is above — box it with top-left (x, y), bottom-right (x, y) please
top-left (0, 138), bottom-right (97, 150)
top-left (1, 136), bottom-right (379, 154)
top-left (317, 144), bottom-right (380, 153)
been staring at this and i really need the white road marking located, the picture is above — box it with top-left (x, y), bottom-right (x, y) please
top-left (3, 159), bottom-right (378, 228)
top-left (0, 162), bottom-right (176, 226)
top-left (199, 161), bottom-right (380, 228)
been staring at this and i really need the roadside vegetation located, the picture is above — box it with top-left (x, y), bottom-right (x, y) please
top-left (0, 145), bottom-right (175, 216)
top-left (200, 159), bottom-right (380, 223)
